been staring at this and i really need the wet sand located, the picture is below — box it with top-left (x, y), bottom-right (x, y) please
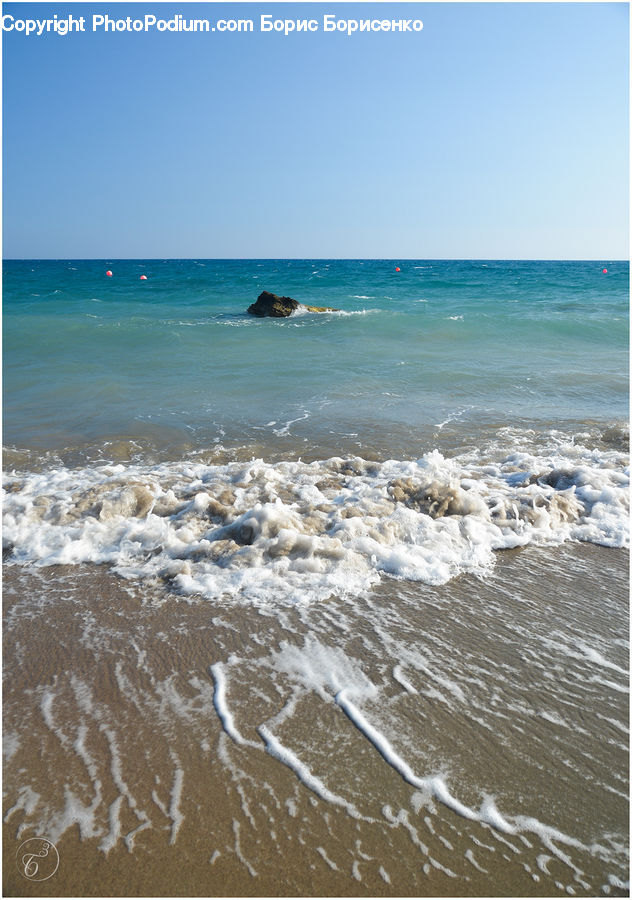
top-left (3, 543), bottom-right (629, 897)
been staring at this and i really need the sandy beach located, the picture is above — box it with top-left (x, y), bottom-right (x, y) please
top-left (3, 0), bottom-right (629, 894)
top-left (3, 541), bottom-right (628, 897)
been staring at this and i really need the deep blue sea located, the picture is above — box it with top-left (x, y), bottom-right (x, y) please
top-left (3, 258), bottom-right (628, 463)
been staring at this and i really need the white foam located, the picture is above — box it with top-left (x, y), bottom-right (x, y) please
top-left (392, 665), bottom-right (418, 694)
top-left (587, 675), bottom-right (628, 694)
top-left (336, 690), bottom-right (426, 789)
top-left (509, 813), bottom-right (598, 884)
top-left (595, 714), bottom-right (629, 735)
top-left (331, 307), bottom-right (374, 316)
top-left (210, 662), bottom-right (249, 745)
top-left (257, 724), bottom-right (362, 819)
top-left (4, 785), bottom-right (40, 823)
top-left (316, 846), bottom-right (339, 870)
top-left (40, 690), bottom-right (70, 749)
top-left (100, 796), bottom-right (124, 854)
top-left (427, 777), bottom-right (480, 823)
top-left (3, 732), bottom-right (21, 760)
top-left (3, 438), bottom-right (628, 606)
top-left (271, 639), bottom-right (377, 702)
top-left (479, 795), bottom-right (516, 833)
top-left (123, 820), bottom-right (151, 852)
top-left (151, 789), bottom-right (168, 818)
top-left (574, 641), bottom-right (628, 675)
top-left (465, 848), bottom-right (488, 873)
top-left (168, 755), bottom-right (184, 845)
top-left (272, 411), bottom-right (310, 436)
top-left (41, 785), bottom-right (102, 844)
top-left (232, 818), bottom-right (258, 877)
top-left (335, 689), bottom-right (518, 831)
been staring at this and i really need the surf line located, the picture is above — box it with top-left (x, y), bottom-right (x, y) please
top-left (209, 663), bottom-right (259, 749)
top-left (257, 724), bottom-right (364, 820)
top-left (210, 662), bottom-right (376, 821)
top-left (334, 689), bottom-right (516, 834)
top-left (210, 662), bottom-right (516, 835)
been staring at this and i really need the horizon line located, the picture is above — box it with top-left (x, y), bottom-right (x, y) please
top-left (3, 256), bottom-right (628, 263)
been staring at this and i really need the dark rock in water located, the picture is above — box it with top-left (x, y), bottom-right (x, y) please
top-left (247, 290), bottom-right (339, 317)
top-left (247, 291), bottom-right (300, 318)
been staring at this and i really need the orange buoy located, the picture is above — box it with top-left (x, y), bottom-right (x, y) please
top-left (395, 267), bottom-right (401, 272)
top-left (602, 268), bottom-right (608, 274)
top-left (106, 270), bottom-right (113, 277)
top-left (140, 275), bottom-right (148, 280)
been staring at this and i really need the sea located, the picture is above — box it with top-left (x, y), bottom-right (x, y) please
top-left (2, 258), bottom-right (629, 897)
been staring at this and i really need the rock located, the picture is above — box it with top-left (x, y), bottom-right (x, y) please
top-left (247, 290), bottom-right (339, 317)
top-left (247, 291), bottom-right (300, 317)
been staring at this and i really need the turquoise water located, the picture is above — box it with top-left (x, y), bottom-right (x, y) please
top-left (3, 261), bottom-right (629, 892)
top-left (3, 258), bottom-right (628, 462)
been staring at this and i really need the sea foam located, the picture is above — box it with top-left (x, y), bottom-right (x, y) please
top-left (3, 439), bottom-right (628, 605)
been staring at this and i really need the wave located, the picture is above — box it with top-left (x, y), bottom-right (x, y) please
top-left (289, 307), bottom-right (379, 318)
top-left (3, 435), bottom-right (628, 605)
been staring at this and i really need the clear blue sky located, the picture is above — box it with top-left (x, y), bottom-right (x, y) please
top-left (2, 2), bottom-right (629, 258)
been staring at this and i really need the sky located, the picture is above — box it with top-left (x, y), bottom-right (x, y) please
top-left (1, 2), bottom-right (629, 259)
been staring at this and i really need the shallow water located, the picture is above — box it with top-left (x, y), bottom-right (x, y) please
top-left (3, 259), bottom-right (628, 459)
top-left (2, 258), bottom-right (629, 896)
top-left (2, 544), bottom-right (628, 897)
top-left (3, 430), bottom-right (629, 605)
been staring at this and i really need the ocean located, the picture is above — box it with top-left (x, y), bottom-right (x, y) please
top-left (2, 258), bottom-right (629, 896)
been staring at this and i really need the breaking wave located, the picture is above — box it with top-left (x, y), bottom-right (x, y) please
top-left (3, 437), bottom-right (628, 605)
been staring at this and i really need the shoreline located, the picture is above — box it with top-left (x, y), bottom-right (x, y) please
top-left (3, 416), bottom-right (629, 474)
top-left (3, 542), bottom-right (629, 897)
